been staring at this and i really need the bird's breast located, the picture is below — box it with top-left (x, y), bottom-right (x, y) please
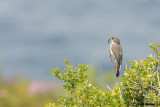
top-left (110, 41), bottom-right (115, 59)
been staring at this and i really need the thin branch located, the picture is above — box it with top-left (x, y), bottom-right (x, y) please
top-left (154, 45), bottom-right (159, 72)
top-left (157, 71), bottom-right (160, 90)
top-left (154, 62), bottom-right (158, 72)
top-left (138, 72), bottom-right (147, 94)
top-left (73, 89), bottom-right (79, 107)
top-left (132, 102), bottom-right (160, 106)
top-left (105, 82), bottom-right (114, 93)
top-left (124, 86), bottom-right (141, 90)
top-left (147, 48), bottom-right (151, 58)
top-left (123, 60), bottom-right (128, 72)
top-left (129, 79), bottom-right (139, 86)
top-left (156, 70), bottom-right (160, 105)
top-left (146, 84), bottom-right (159, 90)
top-left (106, 85), bottom-right (114, 93)
top-left (137, 71), bottom-right (153, 104)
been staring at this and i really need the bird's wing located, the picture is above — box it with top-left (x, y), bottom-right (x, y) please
top-left (111, 43), bottom-right (123, 64)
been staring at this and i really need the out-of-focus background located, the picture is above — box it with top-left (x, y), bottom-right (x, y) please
top-left (0, 0), bottom-right (160, 106)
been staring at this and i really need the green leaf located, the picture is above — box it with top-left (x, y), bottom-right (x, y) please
top-left (85, 65), bottom-right (88, 71)
top-left (146, 93), bottom-right (155, 99)
top-left (79, 64), bottom-right (84, 70)
top-left (82, 74), bottom-right (88, 79)
top-left (50, 70), bottom-right (55, 75)
top-left (56, 68), bottom-right (61, 74)
top-left (79, 80), bottom-right (84, 83)
top-left (65, 59), bottom-right (69, 65)
top-left (157, 43), bottom-right (160, 48)
top-left (129, 60), bottom-right (133, 64)
top-left (150, 43), bottom-right (156, 51)
top-left (158, 51), bottom-right (160, 57)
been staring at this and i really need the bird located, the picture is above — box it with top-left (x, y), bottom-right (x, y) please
top-left (108, 36), bottom-right (123, 77)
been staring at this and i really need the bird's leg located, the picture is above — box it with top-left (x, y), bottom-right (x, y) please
top-left (108, 50), bottom-right (112, 57)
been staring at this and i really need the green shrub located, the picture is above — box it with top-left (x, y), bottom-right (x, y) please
top-left (47, 42), bottom-right (160, 106)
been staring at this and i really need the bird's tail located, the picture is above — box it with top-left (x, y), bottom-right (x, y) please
top-left (116, 63), bottom-right (121, 77)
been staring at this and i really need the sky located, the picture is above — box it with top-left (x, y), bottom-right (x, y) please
top-left (0, 0), bottom-right (160, 80)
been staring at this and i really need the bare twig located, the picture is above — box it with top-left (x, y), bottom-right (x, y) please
top-left (106, 85), bottom-right (114, 93)
top-left (129, 79), bottom-right (139, 86)
top-left (106, 82), bottom-right (114, 93)
top-left (123, 60), bottom-right (128, 72)
top-left (146, 84), bottom-right (159, 90)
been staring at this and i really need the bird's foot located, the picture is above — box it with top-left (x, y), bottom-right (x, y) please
top-left (113, 65), bottom-right (116, 70)
top-left (109, 54), bottom-right (112, 57)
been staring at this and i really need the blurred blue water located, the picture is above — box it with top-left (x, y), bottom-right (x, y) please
top-left (0, 0), bottom-right (160, 80)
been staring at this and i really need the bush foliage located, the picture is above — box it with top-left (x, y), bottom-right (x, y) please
top-left (46, 42), bottom-right (160, 106)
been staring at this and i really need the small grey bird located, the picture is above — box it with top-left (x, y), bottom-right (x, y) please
top-left (108, 36), bottom-right (123, 77)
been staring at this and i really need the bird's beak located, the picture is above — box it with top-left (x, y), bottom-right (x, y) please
top-left (108, 37), bottom-right (112, 43)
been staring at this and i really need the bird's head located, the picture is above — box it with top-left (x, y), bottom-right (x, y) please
top-left (108, 36), bottom-right (120, 44)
